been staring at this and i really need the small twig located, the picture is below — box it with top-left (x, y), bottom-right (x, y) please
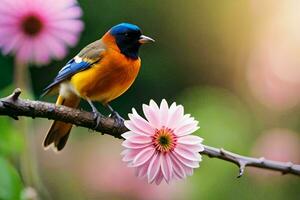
top-left (0, 88), bottom-right (300, 177)
top-left (202, 145), bottom-right (300, 177)
top-left (11, 88), bottom-right (22, 101)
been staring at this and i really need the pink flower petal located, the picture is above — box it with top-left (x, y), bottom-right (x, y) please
top-left (143, 100), bottom-right (161, 129)
top-left (41, 33), bottom-right (67, 59)
top-left (121, 131), bottom-right (136, 139)
top-left (120, 149), bottom-right (130, 156)
top-left (173, 151), bottom-right (200, 168)
top-left (175, 121), bottom-right (199, 136)
top-left (32, 38), bottom-right (51, 64)
top-left (184, 166), bottom-right (194, 176)
top-left (155, 170), bottom-right (164, 185)
top-left (143, 104), bottom-right (159, 129)
top-left (160, 153), bottom-right (173, 183)
top-left (177, 135), bottom-right (203, 145)
top-left (122, 149), bottom-right (140, 162)
top-left (183, 143), bottom-right (205, 152)
top-left (124, 121), bottom-right (150, 136)
top-left (167, 105), bottom-right (184, 129)
top-left (49, 28), bottom-right (80, 46)
top-left (127, 135), bottom-right (152, 144)
top-left (122, 140), bottom-right (151, 149)
top-left (176, 115), bottom-right (194, 128)
top-left (128, 108), bottom-right (155, 135)
top-left (169, 153), bottom-right (186, 179)
top-left (174, 144), bottom-right (202, 161)
top-left (164, 102), bottom-right (178, 127)
top-left (172, 172), bottom-right (181, 180)
top-left (132, 147), bottom-right (155, 167)
top-left (52, 6), bottom-right (82, 20)
top-left (136, 163), bottom-right (148, 178)
top-left (2, 33), bottom-right (23, 54)
top-left (0, 15), bottom-right (18, 26)
top-left (180, 126), bottom-right (200, 136)
top-left (16, 39), bottom-right (33, 63)
top-left (48, 19), bottom-right (84, 33)
top-left (147, 153), bottom-right (160, 183)
top-left (159, 99), bottom-right (169, 126)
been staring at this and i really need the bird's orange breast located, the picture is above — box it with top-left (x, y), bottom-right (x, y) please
top-left (70, 49), bottom-right (141, 104)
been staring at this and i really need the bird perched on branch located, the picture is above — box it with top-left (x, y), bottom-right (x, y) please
top-left (42, 23), bottom-right (154, 151)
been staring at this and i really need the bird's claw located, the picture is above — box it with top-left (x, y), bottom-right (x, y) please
top-left (110, 111), bottom-right (124, 125)
top-left (92, 111), bottom-right (103, 129)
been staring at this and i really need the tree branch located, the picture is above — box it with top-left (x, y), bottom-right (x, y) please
top-left (1, 88), bottom-right (300, 177)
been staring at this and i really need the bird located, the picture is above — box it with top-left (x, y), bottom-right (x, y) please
top-left (42, 23), bottom-right (154, 151)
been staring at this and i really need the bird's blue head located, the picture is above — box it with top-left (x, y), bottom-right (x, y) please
top-left (110, 23), bottom-right (154, 59)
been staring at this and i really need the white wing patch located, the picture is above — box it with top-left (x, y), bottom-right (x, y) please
top-left (74, 56), bottom-right (83, 63)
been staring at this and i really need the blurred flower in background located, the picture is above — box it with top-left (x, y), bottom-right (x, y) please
top-left (0, 0), bottom-right (84, 65)
top-left (122, 100), bottom-right (203, 184)
top-left (247, 0), bottom-right (300, 111)
top-left (250, 128), bottom-right (300, 180)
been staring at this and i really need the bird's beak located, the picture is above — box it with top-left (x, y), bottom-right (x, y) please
top-left (139, 35), bottom-right (155, 44)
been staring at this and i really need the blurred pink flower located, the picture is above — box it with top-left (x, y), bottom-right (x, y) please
top-left (0, 0), bottom-right (84, 65)
top-left (247, 0), bottom-right (300, 110)
top-left (122, 99), bottom-right (204, 185)
top-left (249, 128), bottom-right (300, 181)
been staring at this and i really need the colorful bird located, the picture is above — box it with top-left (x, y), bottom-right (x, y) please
top-left (42, 23), bottom-right (154, 151)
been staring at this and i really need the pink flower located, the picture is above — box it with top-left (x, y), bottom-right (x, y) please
top-left (121, 99), bottom-right (204, 185)
top-left (0, 0), bottom-right (84, 65)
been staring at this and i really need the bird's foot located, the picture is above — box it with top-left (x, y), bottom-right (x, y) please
top-left (92, 111), bottom-right (104, 129)
top-left (110, 111), bottom-right (124, 125)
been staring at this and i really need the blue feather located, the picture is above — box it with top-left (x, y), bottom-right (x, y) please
top-left (110, 23), bottom-right (140, 35)
top-left (42, 58), bottom-right (91, 95)
top-left (55, 58), bottom-right (90, 82)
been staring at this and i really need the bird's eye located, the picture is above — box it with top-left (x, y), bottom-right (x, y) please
top-left (124, 32), bottom-right (129, 37)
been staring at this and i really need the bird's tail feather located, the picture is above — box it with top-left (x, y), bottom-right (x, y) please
top-left (44, 94), bottom-right (80, 151)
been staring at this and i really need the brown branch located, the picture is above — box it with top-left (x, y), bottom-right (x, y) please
top-left (0, 88), bottom-right (126, 139)
top-left (1, 88), bottom-right (300, 177)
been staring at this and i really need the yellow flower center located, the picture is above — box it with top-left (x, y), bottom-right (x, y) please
top-left (21, 14), bottom-right (43, 36)
top-left (153, 127), bottom-right (177, 152)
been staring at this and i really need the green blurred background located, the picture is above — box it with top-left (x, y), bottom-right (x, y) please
top-left (1, 0), bottom-right (300, 199)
